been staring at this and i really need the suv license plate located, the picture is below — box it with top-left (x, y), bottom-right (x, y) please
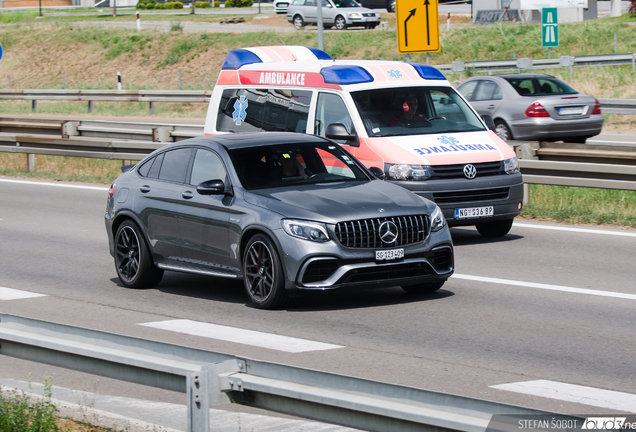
top-left (376, 248), bottom-right (404, 261)
top-left (455, 206), bottom-right (494, 219)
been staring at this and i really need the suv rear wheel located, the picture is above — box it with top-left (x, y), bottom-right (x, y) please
top-left (114, 220), bottom-right (163, 288)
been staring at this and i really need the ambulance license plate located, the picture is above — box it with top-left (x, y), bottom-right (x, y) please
top-left (375, 248), bottom-right (404, 261)
top-left (455, 206), bottom-right (494, 219)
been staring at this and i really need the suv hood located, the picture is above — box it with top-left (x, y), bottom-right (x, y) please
top-left (243, 180), bottom-right (434, 223)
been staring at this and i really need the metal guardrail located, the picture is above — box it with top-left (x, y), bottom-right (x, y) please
top-left (0, 313), bottom-right (575, 432)
top-left (1, 118), bottom-right (636, 190)
top-left (437, 53), bottom-right (636, 74)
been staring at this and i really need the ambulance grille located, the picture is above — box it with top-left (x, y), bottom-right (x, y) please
top-left (430, 161), bottom-right (504, 179)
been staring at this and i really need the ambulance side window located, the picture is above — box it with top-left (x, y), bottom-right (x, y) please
top-left (315, 93), bottom-right (353, 138)
top-left (216, 88), bottom-right (311, 133)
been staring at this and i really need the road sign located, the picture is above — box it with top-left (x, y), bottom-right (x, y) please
top-left (396, 0), bottom-right (440, 54)
top-left (542, 8), bottom-right (558, 47)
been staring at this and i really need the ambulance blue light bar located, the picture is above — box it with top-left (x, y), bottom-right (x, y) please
top-left (307, 47), bottom-right (333, 60)
top-left (222, 49), bottom-right (263, 70)
top-left (321, 66), bottom-right (374, 85)
top-left (410, 63), bottom-right (446, 80)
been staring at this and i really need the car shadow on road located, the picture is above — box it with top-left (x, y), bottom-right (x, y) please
top-left (450, 227), bottom-right (524, 246)
top-left (111, 273), bottom-right (454, 311)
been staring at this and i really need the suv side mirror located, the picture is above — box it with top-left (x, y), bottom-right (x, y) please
top-left (369, 166), bottom-right (385, 179)
top-left (197, 179), bottom-right (231, 196)
top-left (325, 123), bottom-right (359, 147)
top-left (481, 114), bottom-right (495, 131)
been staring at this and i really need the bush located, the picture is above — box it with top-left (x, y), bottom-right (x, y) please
top-left (214, 0), bottom-right (220, 6)
top-left (136, 0), bottom-right (155, 8)
top-left (195, 1), bottom-right (211, 7)
top-left (224, 0), bottom-right (253, 7)
top-left (630, 0), bottom-right (636, 15)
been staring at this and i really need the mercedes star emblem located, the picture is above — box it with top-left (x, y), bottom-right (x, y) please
top-left (379, 221), bottom-right (399, 244)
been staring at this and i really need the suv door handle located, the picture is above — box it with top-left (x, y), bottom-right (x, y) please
top-left (182, 191), bottom-right (194, 199)
top-left (140, 185), bottom-right (150, 193)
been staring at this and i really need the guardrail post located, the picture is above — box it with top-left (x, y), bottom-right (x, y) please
top-left (523, 183), bottom-right (529, 206)
top-left (27, 154), bottom-right (36, 172)
top-left (149, 101), bottom-right (155, 115)
top-left (62, 121), bottom-right (80, 138)
top-left (31, 100), bottom-right (37, 113)
top-left (88, 101), bottom-right (94, 113)
top-left (633, 53), bottom-right (635, 71)
top-left (153, 127), bottom-right (174, 142)
top-left (187, 371), bottom-right (210, 432)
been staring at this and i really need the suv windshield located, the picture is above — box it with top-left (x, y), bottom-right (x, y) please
top-left (229, 142), bottom-right (369, 190)
top-left (351, 86), bottom-right (486, 138)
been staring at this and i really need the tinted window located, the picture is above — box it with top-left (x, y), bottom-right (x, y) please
top-left (457, 81), bottom-right (478, 100)
top-left (158, 148), bottom-right (192, 183)
top-left (146, 153), bottom-right (164, 179)
top-left (229, 141), bottom-right (368, 190)
top-left (137, 156), bottom-right (154, 177)
top-left (505, 77), bottom-right (577, 96)
top-left (315, 92), bottom-right (353, 138)
top-left (217, 88), bottom-right (311, 134)
top-left (473, 80), bottom-right (502, 101)
top-left (190, 149), bottom-right (227, 186)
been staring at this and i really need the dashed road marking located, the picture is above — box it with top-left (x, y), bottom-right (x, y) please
top-left (491, 379), bottom-right (636, 412)
top-left (514, 222), bottom-right (636, 238)
top-left (0, 286), bottom-right (47, 300)
top-left (140, 319), bottom-right (344, 353)
top-left (452, 274), bottom-right (636, 300)
top-left (0, 178), bottom-right (107, 191)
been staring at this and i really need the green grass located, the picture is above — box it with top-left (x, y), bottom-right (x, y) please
top-left (523, 185), bottom-right (636, 227)
top-left (0, 378), bottom-right (59, 432)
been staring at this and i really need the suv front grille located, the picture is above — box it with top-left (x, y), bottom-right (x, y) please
top-left (431, 161), bottom-right (503, 179)
top-left (335, 215), bottom-right (429, 248)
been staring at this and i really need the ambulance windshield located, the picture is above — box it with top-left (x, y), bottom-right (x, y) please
top-left (351, 87), bottom-right (486, 138)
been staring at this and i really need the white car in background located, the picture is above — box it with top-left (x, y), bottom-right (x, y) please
top-left (287, 0), bottom-right (381, 30)
top-left (274, 0), bottom-right (290, 14)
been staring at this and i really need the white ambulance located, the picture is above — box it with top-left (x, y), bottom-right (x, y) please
top-left (203, 46), bottom-right (523, 237)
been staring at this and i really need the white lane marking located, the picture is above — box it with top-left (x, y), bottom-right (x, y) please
top-left (0, 178), bottom-right (107, 191)
top-left (140, 319), bottom-right (344, 353)
top-left (0, 286), bottom-right (47, 300)
top-left (491, 380), bottom-right (636, 412)
top-left (587, 139), bottom-right (636, 146)
top-left (452, 274), bottom-right (636, 300)
top-left (514, 222), bottom-right (636, 238)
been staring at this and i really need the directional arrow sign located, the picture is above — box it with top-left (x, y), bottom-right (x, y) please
top-left (397, 0), bottom-right (440, 54)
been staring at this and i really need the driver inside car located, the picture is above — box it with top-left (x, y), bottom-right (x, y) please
top-left (390, 93), bottom-right (428, 126)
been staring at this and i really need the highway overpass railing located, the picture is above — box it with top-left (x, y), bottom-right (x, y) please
top-left (0, 313), bottom-right (578, 432)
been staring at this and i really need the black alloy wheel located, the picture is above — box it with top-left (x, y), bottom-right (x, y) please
top-left (243, 234), bottom-right (288, 309)
top-left (114, 220), bottom-right (163, 288)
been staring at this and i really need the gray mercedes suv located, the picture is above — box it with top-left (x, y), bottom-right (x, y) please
top-left (105, 132), bottom-right (454, 309)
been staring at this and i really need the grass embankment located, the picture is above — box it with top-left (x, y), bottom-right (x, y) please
top-left (0, 9), bottom-right (635, 228)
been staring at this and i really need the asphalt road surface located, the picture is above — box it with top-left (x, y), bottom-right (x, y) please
top-left (1, 176), bottom-right (635, 429)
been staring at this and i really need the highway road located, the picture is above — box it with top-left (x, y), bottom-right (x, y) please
top-left (1, 176), bottom-right (635, 427)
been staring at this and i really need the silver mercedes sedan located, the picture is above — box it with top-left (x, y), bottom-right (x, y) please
top-left (457, 73), bottom-right (604, 143)
top-left (105, 133), bottom-right (453, 309)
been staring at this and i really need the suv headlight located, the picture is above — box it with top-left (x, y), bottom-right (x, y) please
top-left (504, 157), bottom-right (519, 174)
top-left (430, 206), bottom-right (446, 232)
top-left (281, 219), bottom-right (330, 242)
top-left (384, 163), bottom-right (431, 181)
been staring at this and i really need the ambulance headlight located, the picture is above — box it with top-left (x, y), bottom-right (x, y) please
top-left (384, 163), bottom-right (431, 181)
top-left (504, 157), bottom-right (519, 174)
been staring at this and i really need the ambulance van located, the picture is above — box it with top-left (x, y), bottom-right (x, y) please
top-left (203, 46), bottom-right (523, 237)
